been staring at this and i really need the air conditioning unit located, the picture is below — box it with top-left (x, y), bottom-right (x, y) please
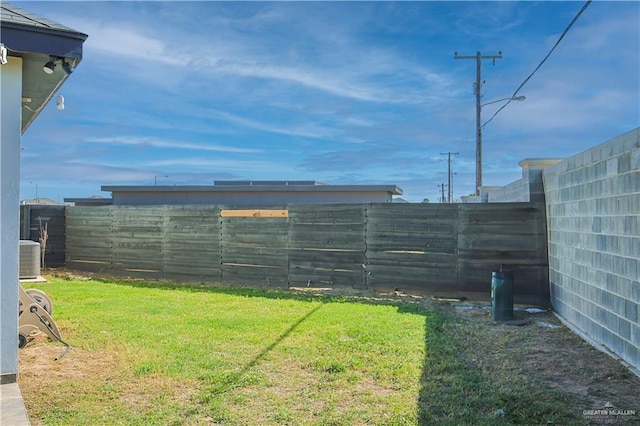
top-left (19, 240), bottom-right (41, 279)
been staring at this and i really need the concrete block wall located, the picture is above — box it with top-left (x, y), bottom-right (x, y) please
top-left (485, 159), bottom-right (563, 203)
top-left (487, 179), bottom-right (525, 202)
top-left (543, 128), bottom-right (640, 372)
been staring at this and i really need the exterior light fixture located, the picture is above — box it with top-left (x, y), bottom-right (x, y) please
top-left (42, 59), bottom-right (56, 74)
top-left (61, 60), bottom-right (74, 75)
top-left (0, 43), bottom-right (7, 65)
top-left (43, 57), bottom-right (75, 75)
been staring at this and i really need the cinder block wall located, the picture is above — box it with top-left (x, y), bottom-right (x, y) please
top-left (487, 179), bottom-right (525, 202)
top-left (487, 159), bottom-right (563, 203)
top-left (543, 128), bottom-right (640, 372)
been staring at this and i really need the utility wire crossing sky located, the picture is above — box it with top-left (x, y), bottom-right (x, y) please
top-left (482, 0), bottom-right (593, 129)
top-left (16, 1), bottom-right (639, 203)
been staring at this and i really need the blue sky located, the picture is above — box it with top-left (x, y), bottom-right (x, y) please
top-left (17, 1), bottom-right (639, 203)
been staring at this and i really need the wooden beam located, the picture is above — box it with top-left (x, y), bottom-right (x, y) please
top-left (221, 209), bottom-right (289, 218)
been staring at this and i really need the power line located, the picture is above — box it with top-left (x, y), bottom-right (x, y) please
top-left (482, 0), bottom-right (593, 129)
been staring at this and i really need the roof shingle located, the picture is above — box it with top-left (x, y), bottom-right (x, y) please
top-left (0, 3), bottom-right (79, 33)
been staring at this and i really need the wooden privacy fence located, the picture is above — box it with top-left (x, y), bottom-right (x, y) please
top-left (20, 205), bottom-right (66, 267)
top-left (66, 203), bottom-right (549, 305)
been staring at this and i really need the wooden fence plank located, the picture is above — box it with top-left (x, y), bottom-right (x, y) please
top-left (163, 262), bottom-right (221, 278)
top-left (289, 268), bottom-right (365, 288)
top-left (221, 252), bottom-right (288, 267)
top-left (66, 252), bottom-right (110, 263)
top-left (221, 209), bottom-right (288, 218)
top-left (66, 260), bottom-right (111, 272)
top-left (366, 264), bottom-right (457, 295)
top-left (367, 239), bottom-right (457, 253)
top-left (366, 251), bottom-right (456, 268)
top-left (289, 204), bottom-right (365, 224)
top-left (65, 236), bottom-right (112, 249)
top-left (221, 264), bottom-right (288, 287)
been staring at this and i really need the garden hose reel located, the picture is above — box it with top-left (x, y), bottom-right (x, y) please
top-left (18, 285), bottom-right (71, 360)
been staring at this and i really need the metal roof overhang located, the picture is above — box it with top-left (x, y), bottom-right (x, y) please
top-left (64, 197), bottom-right (113, 206)
top-left (101, 185), bottom-right (403, 195)
top-left (1, 11), bottom-right (88, 133)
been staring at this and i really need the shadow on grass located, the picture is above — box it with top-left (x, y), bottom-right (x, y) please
top-left (51, 271), bottom-right (461, 420)
top-left (202, 302), bottom-right (324, 397)
top-left (416, 306), bottom-right (479, 425)
top-left (416, 305), bottom-right (586, 425)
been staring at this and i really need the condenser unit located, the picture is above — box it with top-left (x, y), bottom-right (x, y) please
top-left (19, 240), bottom-right (41, 279)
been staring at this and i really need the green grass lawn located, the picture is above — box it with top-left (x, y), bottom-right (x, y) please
top-left (19, 276), bottom-right (588, 425)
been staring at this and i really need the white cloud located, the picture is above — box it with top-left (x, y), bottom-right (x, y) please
top-left (147, 157), bottom-right (298, 174)
top-left (209, 110), bottom-right (338, 139)
top-left (54, 15), bottom-right (188, 66)
top-left (84, 136), bottom-right (261, 154)
top-left (63, 8), bottom-right (449, 104)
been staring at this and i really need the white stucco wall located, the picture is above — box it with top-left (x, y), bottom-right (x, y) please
top-left (0, 57), bottom-right (22, 381)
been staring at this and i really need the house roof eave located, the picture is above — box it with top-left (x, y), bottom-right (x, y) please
top-left (1, 3), bottom-right (88, 133)
top-left (101, 185), bottom-right (403, 196)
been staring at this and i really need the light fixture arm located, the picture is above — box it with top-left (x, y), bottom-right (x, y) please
top-left (154, 175), bottom-right (169, 185)
top-left (481, 96), bottom-right (526, 108)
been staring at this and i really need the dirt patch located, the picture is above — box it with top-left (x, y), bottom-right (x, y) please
top-left (18, 336), bottom-right (200, 425)
top-left (19, 342), bottom-right (121, 381)
top-left (448, 302), bottom-right (640, 422)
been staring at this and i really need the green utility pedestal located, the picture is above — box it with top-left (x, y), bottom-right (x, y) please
top-left (491, 271), bottom-right (513, 321)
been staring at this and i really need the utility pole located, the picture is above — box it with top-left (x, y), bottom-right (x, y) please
top-left (30, 181), bottom-right (38, 201)
top-left (454, 51), bottom-right (502, 195)
top-left (437, 183), bottom-right (448, 204)
top-left (440, 151), bottom-right (459, 203)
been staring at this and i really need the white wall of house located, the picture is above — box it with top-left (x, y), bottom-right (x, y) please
top-left (0, 57), bottom-right (22, 381)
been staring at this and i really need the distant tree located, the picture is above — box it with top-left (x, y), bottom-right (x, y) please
top-left (421, 198), bottom-right (430, 203)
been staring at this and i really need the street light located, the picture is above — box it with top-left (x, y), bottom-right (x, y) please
top-left (154, 175), bottom-right (168, 185)
top-left (29, 181), bottom-right (38, 201)
top-left (474, 95), bottom-right (526, 195)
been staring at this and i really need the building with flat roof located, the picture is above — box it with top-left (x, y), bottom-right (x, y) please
top-left (87, 181), bottom-right (402, 206)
